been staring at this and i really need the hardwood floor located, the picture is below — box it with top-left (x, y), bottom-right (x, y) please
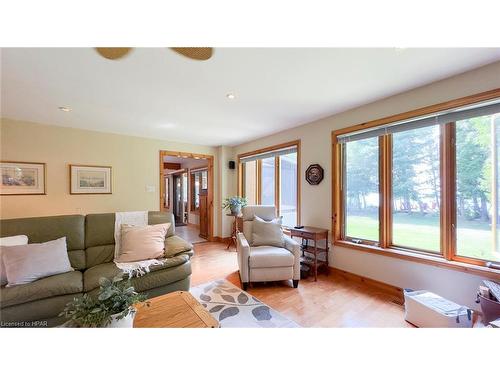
top-left (190, 241), bottom-right (412, 327)
top-left (175, 224), bottom-right (207, 244)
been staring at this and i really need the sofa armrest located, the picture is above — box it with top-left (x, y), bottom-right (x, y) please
top-left (175, 248), bottom-right (194, 259)
top-left (236, 232), bottom-right (250, 283)
top-left (284, 236), bottom-right (301, 280)
top-left (164, 235), bottom-right (194, 258)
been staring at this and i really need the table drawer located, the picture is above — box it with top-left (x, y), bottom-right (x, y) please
top-left (290, 230), bottom-right (316, 240)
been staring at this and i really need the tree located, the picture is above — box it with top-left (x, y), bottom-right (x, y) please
top-left (345, 137), bottom-right (379, 213)
top-left (456, 116), bottom-right (490, 221)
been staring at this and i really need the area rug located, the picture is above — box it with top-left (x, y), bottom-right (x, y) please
top-left (191, 280), bottom-right (300, 328)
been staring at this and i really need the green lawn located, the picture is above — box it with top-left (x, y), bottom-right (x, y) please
top-left (346, 213), bottom-right (500, 261)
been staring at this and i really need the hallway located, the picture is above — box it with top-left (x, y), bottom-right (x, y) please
top-left (175, 224), bottom-right (207, 244)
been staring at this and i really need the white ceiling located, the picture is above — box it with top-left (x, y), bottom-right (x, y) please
top-left (2, 48), bottom-right (500, 146)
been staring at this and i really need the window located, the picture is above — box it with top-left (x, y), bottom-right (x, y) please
top-left (242, 160), bottom-right (257, 205)
top-left (456, 113), bottom-right (500, 262)
top-left (392, 125), bottom-right (441, 252)
top-left (190, 169), bottom-right (207, 211)
top-left (261, 157), bottom-right (275, 206)
top-left (333, 90), bottom-right (500, 272)
top-left (238, 141), bottom-right (300, 227)
top-left (280, 152), bottom-right (298, 227)
top-left (344, 137), bottom-right (379, 242)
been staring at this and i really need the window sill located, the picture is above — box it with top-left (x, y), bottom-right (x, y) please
top-left (334, 240), bottom-right (500, 280)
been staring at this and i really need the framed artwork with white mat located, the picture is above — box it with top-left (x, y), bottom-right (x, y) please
top-left (0, 161), bottom-right (46, 195)
top-left (70, 164), bottom-right (112, 194)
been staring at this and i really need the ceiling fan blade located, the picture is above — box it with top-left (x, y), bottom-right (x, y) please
top-left (170, 47), bottom-right (213, 61)
top-left (95, 48), bottom-right (132, 60)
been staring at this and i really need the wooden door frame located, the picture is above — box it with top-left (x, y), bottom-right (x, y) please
top-left (159, 150), bottom-right (214, 241)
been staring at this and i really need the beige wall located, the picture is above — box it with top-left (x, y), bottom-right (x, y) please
top-left (0, 119), bottom-right (221, 236)
top-left (232, 61), bottom-right (500, 307)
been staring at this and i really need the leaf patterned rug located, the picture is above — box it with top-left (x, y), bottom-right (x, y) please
top-left (191, 280), bottom-right (300, 328)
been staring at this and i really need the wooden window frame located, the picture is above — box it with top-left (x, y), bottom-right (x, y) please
top-left (332, 89), bottom-right (500, 279)
top-left (237, 140), bottom-right (301, 226)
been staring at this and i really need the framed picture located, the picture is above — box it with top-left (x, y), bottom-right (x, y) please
top-left (0, 161), bottom-right (46, 195)
top-left (70, 165), bottom-right (112, 194)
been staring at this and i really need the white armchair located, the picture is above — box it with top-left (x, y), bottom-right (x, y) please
top-left (236, 205), bottom-right (301, 290)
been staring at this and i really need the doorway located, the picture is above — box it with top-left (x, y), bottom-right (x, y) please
top-left (159, 150), bottom-right (214, 243)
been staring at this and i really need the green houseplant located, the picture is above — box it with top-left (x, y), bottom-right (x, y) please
top-left (60, 276), bottom-right (148, 328)
top-left (222, 196), bottom-right (248, 215)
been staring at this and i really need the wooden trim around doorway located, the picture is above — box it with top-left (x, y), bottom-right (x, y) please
top-left (159, 150), bottom-right (215, 241)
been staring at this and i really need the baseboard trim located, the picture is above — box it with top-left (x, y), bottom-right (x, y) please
top-left (330, 267), bottom-right (404, 304)
top-left (213, 236), bottom-right (231, 244)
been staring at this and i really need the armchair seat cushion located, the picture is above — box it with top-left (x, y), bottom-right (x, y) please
top-left (249, 246), bottom-right (294, 268)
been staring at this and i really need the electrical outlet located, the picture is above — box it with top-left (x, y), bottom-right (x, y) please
top-left (146, 185), bottom-right (156, 193)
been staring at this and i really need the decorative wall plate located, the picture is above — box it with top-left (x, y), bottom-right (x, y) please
top-left (305, 164), bottom-right (324, 185)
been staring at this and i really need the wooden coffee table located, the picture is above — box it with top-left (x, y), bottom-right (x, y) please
top-left (133, 291), bottom-right (219, 328)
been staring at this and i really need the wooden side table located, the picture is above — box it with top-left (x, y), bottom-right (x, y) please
top-left (289, 226), bottom-right (329, 282)
top-left (226, 213), bottom-right (242, 250)
top-left (133, 291), bottom-right (219, 328)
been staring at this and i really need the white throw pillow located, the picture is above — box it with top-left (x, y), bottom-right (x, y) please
top-left (0, 235), bottom-right (29, 286)
top-left (115, 223), bottom-right (171, 263)
top-left (252, 215), bottom-right (285, 248)
top-left (2, 237), bottom-right (73, 287)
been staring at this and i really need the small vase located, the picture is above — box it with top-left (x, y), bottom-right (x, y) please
top-left (230, 204), bottom-right (241, 215)
top-left (107, 309), bottom-right (135, 328)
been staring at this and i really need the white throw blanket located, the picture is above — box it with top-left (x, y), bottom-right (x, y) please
top-left (114, 211), bottom-right (165, 277)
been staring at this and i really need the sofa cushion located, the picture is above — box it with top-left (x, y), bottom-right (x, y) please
top-left (86, 245), bottom-right (115, 269)
top-left (3, 237), bottom-right (74, 287)
top-left (0, 270), bottom-right (83, 308)
top-left (0, 293), bottom-right (83, 327)
top-left (116, 223), bottom-right (170, 263)
top-left (249, 246), bottom-right (294, 268)
top-left (85, 212), bottom-right (176, 268)
top-left (85, 213), bottom-right (116, 248)
top-left (165, 235), bottom-right (194, 257)
top-left (148, 212), bottom-right (175, 237)
top-left (1, 235), bottom-right (29, 286)
top-left (85, 212), bottom-right (176, 249)
top-left (0, 215), bottom-right (86, 270)
top-left (83, 255), bottom-right (191, 292)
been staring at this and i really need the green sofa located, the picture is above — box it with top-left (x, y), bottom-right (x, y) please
top-left (0, 211), bottom-right (193, 327)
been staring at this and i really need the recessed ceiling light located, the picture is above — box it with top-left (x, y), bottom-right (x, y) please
top-left (58, 106), bottom-right (72, 112)
top-left (226, 93), bottom-right (235, 100)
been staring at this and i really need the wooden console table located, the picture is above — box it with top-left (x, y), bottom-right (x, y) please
top-left (226, 213), bottom-right (242, 250)
top-left (289, 226), bottom-right (329, 282)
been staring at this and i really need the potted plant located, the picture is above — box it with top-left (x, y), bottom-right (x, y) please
top-left (222, 196), bottom-right (247, 215)
top-left (59, 276), bottom-right (148, 328)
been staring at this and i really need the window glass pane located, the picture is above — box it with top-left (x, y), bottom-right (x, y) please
top-left (201, 170), bottom-right (208, 190)
top-left (182, 173), bottom-right (188, 203)
top-left (279, 152), bottom-right (297, 227)
top-left (194, 173), bottom-right (200, 209)
top-left (243, 160), bottom-right (257, 205)
top-left (391, 125), bottom-right (441, 252)
top-left (261, 157), bottom-right (275, 206)
top-left (345, 137), bottom-right (379, 241)
top-left (456, 113), bottom-right (500, 262)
